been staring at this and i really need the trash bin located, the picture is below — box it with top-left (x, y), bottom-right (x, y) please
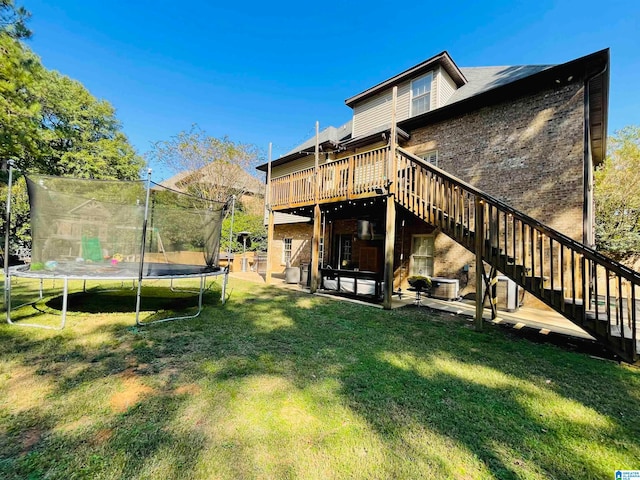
top-left (300, 263), bottom-right (309, 286)
top-left (284, 266), bottom-right (301, 284)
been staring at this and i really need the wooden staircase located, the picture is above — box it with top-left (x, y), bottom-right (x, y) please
top-left (395, 147), bottom-right (639, 364)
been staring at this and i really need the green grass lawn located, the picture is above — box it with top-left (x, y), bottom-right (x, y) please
top-left (1, 277), bottom-right (639, 479)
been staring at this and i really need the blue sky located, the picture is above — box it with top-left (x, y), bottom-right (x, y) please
top-left (23, 0), bottom-right (640, 180)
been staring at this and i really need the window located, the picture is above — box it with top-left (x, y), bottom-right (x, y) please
top-left (411, 72), bottom-right (433, 116)
top-left (419, 150), bottom-right (438, 167)
top-left (283, 238), bottom-right (292, 265)
top-left (410, 235), bottom-right (434, 277)
top-left (337, 235), bottom-right (352, 268)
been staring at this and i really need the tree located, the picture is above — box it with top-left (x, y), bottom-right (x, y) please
top-left (149, 126), bottom-right (267, 252)
top-left (0, 33), bottom-right (144, 178)
top-left (0, 0), bottom-right (31, 39)
top-left (149, 126), bottom-right (263, 202)
top-left (594, 126), bottom-right (640, 260)
top-left (33, 69), bottom-right (144, 179)
top-left (0, 34), bottom-right (41, 165)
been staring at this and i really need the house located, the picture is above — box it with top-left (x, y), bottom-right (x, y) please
top-left (159, 162), bottom-right (265, 270)
top-left (257, 49), bottom-right (640, 363)
top-left (160, 162), bottom-right (265, 216)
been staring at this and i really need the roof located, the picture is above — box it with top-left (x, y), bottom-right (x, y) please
top-left (256, 120), bottom-right (352, 172)
top-left (259, 49), bottom-right (609, 172)
top-left (283, 120), bottom-right (352, 157)
top-left (160, 163), bottom-right (264, 196)
top-left (345, 51), bottom-right (466, 107)
top-left (446, 65), bottom-right (554, 105)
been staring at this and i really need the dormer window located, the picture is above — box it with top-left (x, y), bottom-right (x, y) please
top-left (411, 72), bottom-right (433, 116)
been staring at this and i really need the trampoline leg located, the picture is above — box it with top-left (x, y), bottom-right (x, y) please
top-left (61, 278), bottom-right (68, 328)
top-left (6, 274), bottom-right (66, 330)
top-left (221, 268), bottom-right (229, 304)
top-left (198, 275), bottom-right (204, 311)
top-left (136, 275), bottom-right (207, 326)
top-left (135, 278), bottom-right (143, 326)
top-left (39, 278), bottom-right (44, 300)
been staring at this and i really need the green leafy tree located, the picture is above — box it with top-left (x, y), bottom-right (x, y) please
top-left (0, 0), bottom-right (31, 39)
top-left (33, 69), bottom-right (143, 179)
top-left (0, 34), bottom-right (41, 165)
top-left (595, 126), bottom-right (640, 260)
top-left (220, 205), bottom-right (267, 254)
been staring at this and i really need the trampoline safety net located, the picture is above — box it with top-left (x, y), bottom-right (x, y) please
top-left (25, 175), bottom-right (225, 277)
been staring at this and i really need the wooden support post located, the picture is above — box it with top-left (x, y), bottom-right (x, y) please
top-left (265, 142), bottom-right (274, 284)
top-left (310, 123), bottom-right (321, 293)
top-left (383, 86), bottom-right (398, 310)
top-left (475, 197), bottom-right (485, 330)
top-left (383, 196), bottom-right (396, 309)
top-left (314, 121), bottom-right (320, 204)
top-left (310, 205), bottom-right (321, 293)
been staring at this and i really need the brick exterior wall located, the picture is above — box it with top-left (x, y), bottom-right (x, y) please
top-left (269, 223), bottom-right (313, 274)
top-left (403, 81), bottom-right (586, 302)
top-left (405, 82), bottom-right (585, 238)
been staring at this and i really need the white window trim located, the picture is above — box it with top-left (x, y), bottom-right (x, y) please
top-left (282, 238), bottom-right (292, 265)
top-left (418, 150), bottom-right (438, 168)
top-left (410, 72), bottom-right (433, 117)
top-left (409, 234), bottom-right (435, 277)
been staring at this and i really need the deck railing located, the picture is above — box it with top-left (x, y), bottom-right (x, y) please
top-left (270, 146), bottom-right (389, 208)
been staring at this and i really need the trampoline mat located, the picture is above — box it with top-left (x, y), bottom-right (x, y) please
top-left (11, 262), bottom-right (222, 280)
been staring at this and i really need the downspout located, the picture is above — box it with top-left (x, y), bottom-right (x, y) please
top-left (583, 62), bottom-right (608, 249)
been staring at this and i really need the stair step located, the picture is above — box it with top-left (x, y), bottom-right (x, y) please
top-left (542, 288), bottom-right (564, 309)
top-left (523, 276), bottom-right (548, 291)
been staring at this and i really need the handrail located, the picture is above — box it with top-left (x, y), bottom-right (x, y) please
top-left (397, 146), bottom-right (638, 362)
top-left (396, 147), bottom-right (640, 284)
top-left (269, 146), bottom-right (390, 208)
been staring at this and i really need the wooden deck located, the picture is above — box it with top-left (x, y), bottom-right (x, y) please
top-left (266, 144), bottom-right (640, 363)
top-left (270, 146), bottom-right (390, 210)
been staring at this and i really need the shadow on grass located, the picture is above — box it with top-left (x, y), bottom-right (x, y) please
top-left (1, 280), bottom-right (639, 479)
top-left (44, 287), bottom-right (220, 314)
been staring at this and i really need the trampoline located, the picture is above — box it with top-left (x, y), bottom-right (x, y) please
top-left (4, 167), bottom-right (233, 329)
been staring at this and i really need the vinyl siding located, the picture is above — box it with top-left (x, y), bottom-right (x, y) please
top-left (438, 67), bottom-right (457, 106)
top-left (271, 155), bottom-right (328, 179)
top-left (352, 72), bottom-right (437, 137)
top-left (352, 90), bottom-right (392, 138)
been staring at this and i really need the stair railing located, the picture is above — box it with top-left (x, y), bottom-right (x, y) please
top-left (396, 147), bottom-right (639, 362)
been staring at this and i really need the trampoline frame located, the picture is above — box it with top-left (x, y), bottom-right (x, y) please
top-left (3, 166), bottom-right (233, 329)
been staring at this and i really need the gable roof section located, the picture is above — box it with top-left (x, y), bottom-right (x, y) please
top-left (160, 162), bottom-right (264, 196)
top-left (446, 65), bottom-right (554, 104)
top-left (345, 51), bottom-right (467, 107)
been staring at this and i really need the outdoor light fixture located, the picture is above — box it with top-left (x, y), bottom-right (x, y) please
top-left (374, 187), bottom-right (385, 195)
top-left (236, 231), bottom-right (251, 272)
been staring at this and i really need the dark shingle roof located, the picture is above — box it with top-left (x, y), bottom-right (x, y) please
top-left (446, 65), bottom-right (554, 105)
